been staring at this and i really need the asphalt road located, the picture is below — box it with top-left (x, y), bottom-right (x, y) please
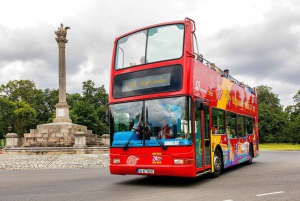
top-left (1, 151), bottom-right (300, 201)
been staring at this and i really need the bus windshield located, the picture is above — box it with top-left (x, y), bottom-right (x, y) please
top-left (115, 24), bottom-right (184, 69)
top-left (110, 96), bottom-right (192, 147)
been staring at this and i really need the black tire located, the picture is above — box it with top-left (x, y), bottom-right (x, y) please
top-left (247, 145), bottom-right (253, 165)
top-left (212, 149), bottom-right (223, 178)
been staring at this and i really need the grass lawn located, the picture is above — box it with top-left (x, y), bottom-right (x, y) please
top-left (260, 143), bottom-right (300, 151)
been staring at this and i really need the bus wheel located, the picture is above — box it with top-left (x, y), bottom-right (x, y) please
top-left (212, 149), bottom-right (222, 178)
top-left (247, 145), bottom-right (253, 165)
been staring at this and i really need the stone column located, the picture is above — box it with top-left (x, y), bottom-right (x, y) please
top-left (5, 133), bottom-right (19, 148)
top-left (53, 24), bottom-right (72, 123)
top-left (74, 131), bottom-right (87, 148)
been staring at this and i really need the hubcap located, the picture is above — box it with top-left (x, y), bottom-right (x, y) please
top-left (214, 155), bottom-right (221, 171)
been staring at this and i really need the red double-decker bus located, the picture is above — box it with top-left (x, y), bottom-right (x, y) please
top-left (108, 18), bottom-right (259, 178)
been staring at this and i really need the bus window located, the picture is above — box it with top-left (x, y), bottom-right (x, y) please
top-left (115, 24), bottom-right (184, 70)
top-left (226, 111), bottom-right (236, 138)
top-left (110, 96), bottom-right (192, 148)
top-left (115, 31), bottom-right (146, 69)
top-left (212, 108), bottom-right (225, 134)
top-left (246, 116), bottom-right (254, 135)
top-left (145, 96), bottom-right (192, 142)
top-left (147, 24), bottom-right (184, 63)
top-left (237, 115), bottom-right (245, 137)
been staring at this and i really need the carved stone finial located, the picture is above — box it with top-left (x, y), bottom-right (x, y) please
top-left (55, 23), bottom-right (70, 44)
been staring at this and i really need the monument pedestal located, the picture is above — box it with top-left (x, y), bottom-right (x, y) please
top-left (53, 102), bottom-right (72, 123)
top-left (74, 131), bottom-right (87, 148)
top-left (5, 133), bottom-right (19, 148)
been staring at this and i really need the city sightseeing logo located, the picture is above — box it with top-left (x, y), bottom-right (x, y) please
top-left (216, 85), bottom-right (223, 101)
top-left (126, 155), bottom-right (140, 166)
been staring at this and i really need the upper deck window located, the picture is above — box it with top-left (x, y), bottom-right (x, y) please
top-left (115, 24), bottom-right (184, 69)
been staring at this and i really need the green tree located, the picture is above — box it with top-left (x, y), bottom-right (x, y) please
top-left (11, 101), bottom-right (37, 136)
top-left (0, 80), bottom-right (37, 104)
top-left (292, 90), bottom-right (300, 103)
top-left (80, 80), bottom-right (108, 134)
top-left (256, 85), bottom-right (288, 143)
top-left (289, 116), bottom-right (300, 144)
top-left (0, 79), bottom-right (109, 137)
top-left (0, 97), bottom-right (15, 138)
top-left (0, 80), bottom-right (58, 134)
top-left (42, 88), bottom-right (59, 123)
top-left (70, 101), bottom-right (108, 135)
top-left (285, 90), bottom-right (300, 143)
top-left (67, 92), bottom-right (82, 109)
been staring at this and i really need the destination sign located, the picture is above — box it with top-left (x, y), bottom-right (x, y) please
top-left (113, 64), bottom-right (182, 98)
top-left (122, 73), bottom-right (171, 92)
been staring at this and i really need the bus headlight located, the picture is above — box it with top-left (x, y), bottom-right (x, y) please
top-left (174, 159), bottom-right (194, 165)
top-left (174, 159), bottom-right (184, 164)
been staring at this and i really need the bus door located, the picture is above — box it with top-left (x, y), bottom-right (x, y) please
top-left (195, 103), bottom-right (211, 171)
top-left (203, 104), bottom-right (211, 169)
top-left (237, 114), bottom-right (247, 159)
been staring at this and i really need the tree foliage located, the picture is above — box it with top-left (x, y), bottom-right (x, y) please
top-left (256, 85), bottom-right (289, 143)
top-left (0, 79), bottom-right (108, 138)
top-left (70, 80), bottom-right (109, 135)
top-left (1, 80), bottom-right (300, 144)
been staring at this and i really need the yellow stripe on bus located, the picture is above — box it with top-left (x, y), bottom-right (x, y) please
top-left (217, 78), bottom-right (233, 110)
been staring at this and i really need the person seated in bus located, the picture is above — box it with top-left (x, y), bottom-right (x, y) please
top-left (196, 54), bottom-right (203, 63)
top-left (222, 69), bottom-right (236, 83)
top-left (129, 62), bottom-right (136, 66)
top-left (158, 119), bottom-right (173, 139)
top-left (237, 123), bottom-right (244, 137)
top-left (140, 56), bottom-right (145, 64)
top-left (223, 69), bottom-right (230, 78)
top-left (212, 125), bottom-right (217, 134)
top-left (245, 84), bottom-right (255, 95)
top-left (239, 82), bottom-right (245, 89)
top-left (209, 63), bottom-right (216, 71)
top-left (132, 114), bottom-right (150, 139)
top-left (229, 127), bottom-right (236, 138)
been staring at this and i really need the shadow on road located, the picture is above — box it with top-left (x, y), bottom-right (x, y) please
top-left (114, 161), bottom-right (259, 188)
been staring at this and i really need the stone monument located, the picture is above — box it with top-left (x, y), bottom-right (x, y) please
top-left (19, 24), bottom-right (105, 149)
top-left (53, 24), bottom-right (71, 123)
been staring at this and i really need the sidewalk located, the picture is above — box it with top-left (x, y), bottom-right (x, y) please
top-left (0, 154), bottom-right (109, 170)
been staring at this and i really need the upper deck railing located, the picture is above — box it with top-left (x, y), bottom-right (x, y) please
top-left (194, 53), bottom-right (255, 95)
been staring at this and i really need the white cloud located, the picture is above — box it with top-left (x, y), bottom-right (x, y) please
top-left (0, 0), bottom-right (299, 108)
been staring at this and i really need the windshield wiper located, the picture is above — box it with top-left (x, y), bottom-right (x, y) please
top-left (123, 123), bottom-right (167, 150)
top-left (122, 131), bottom-right (137, 150)
top-left (146, 123), bottom-right (167, 150)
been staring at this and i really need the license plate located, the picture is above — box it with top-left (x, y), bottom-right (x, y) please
top-left (137, 169), bottom-right (154, 174)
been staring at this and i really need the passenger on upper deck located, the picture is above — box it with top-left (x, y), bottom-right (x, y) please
top-left (209, 63), bottom-right (216, 71)
top-left (140, 56), bottom-right (145, 64)
top-left (224, 69), bottom-right (230, 78)
top-left (130, 62), bottom-right (136, 66)
top-left (197, 54), bottom-right (203, 63)
top-left (245, 84), bottom-right (255, 95)
top-left (239, 82), bottom-right (245, 89)
top-left (223, 69), bottom-right (237, 83)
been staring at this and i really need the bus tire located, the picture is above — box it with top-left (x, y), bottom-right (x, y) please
top-left (247, 145), bottom-right (253, 165)
top-left (212, 149), bottom-right (223, 178)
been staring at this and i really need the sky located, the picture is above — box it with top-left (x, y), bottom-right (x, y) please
top-left (0, 0), bottom-right (299, 108)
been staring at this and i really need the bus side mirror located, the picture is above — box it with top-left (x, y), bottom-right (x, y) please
top-left (195, 98), bottom-right (204, 110)
top-left (105, 109), bottom-right (109, 123)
